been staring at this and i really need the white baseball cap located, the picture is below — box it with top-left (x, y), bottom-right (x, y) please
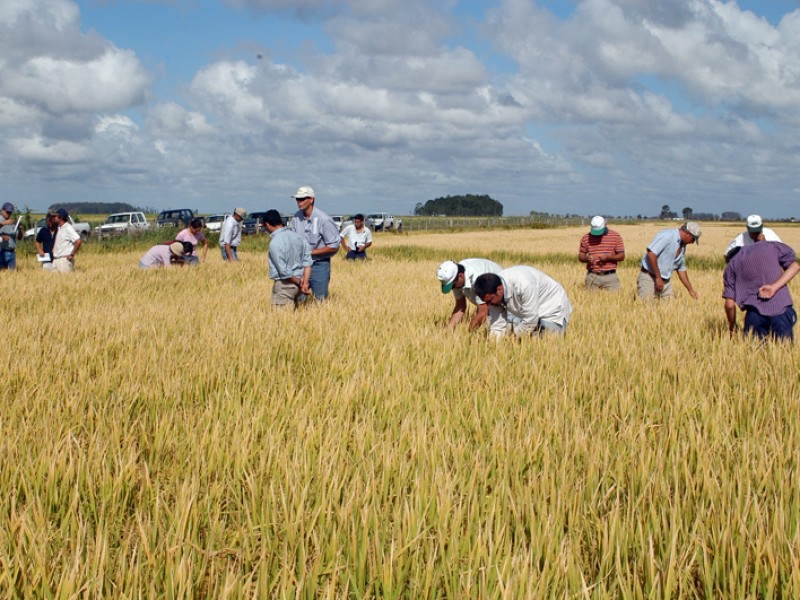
top-left (293, 186), bottom-right (315, 199)
top-left (436, 260), bottom-right (459, 293)
top-left (590, 215), bottom-right (607, 235)
top-left (746, 214), bottom-right (763, 232)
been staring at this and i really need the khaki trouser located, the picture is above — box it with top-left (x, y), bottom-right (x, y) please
top-left (636, 270), bottom-right (673, 300)
top-left (53, 257), bottom-right (75, 273)
top-left (271, 279), bottom-right (301, 307)
top-left (585, 271), bottom-right (621, 291)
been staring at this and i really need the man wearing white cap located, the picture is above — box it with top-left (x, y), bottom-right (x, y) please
top-left (578, 216), bottom-right (625, 291)
top-left (724, 215), bottom-right (782, 262)
top-left (220, 207), bottom-right (246, 262)
top-left (638, 222), bottom-right (701, 300)
top-left (290, 186), bottom-right (340, 300)
top-left (437, 258), bottom-right (503, 331)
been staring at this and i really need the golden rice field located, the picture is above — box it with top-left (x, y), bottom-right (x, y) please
top-left (3, 223), bottom-right (800, 598)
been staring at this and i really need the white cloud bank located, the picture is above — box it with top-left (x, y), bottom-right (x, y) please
top-left (1, 0), bottom-right (799, 217)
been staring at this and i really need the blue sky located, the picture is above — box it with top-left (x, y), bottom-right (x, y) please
top-left (2, 0), bottom-right (800, 218)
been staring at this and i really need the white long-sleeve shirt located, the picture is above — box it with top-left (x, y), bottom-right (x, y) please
top-left (488, 266), bottom-right (572, 338)
top-left (219, 215), bottom-right (242, 248)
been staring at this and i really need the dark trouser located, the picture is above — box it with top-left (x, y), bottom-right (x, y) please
top-left (0, 250), bottom-right (15, 270)
top-left (744, 306), bottom-right (796, 342)
top-left (345, 250), bottom-right (367, 260)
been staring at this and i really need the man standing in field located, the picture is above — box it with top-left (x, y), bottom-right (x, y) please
top-left (723, 241), bottom-right (799, 342)
top-left (340, 214), bottom-right (373, 260)
top-left (637, 222), bottom-right (701, 300)
top-left (35, 212), bottom-right (59, 270)
top-left (52, 208), bottom-right (82, 273)
top-left (264, 209), bottom-right (312, 307)
top-left (578, 216), bottom-right (625, 291)
top-left (220, 208), bottom-right (246, 262)
top-left (0, 202), bottom-right (17, 270)
top-left (474, 266), bottom-right (572, 338)
top-left (290, 186), bottom-right (340, 300)
top-left (437, 258), bottom-right (503, 331)
top-left (724, 214), bottom-right (782, 262)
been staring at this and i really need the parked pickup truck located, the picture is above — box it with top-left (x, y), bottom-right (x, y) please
top-left (366, 212), bottom-right (394, 231)
top-left (95, 212), bottom-right (150, 238)
top-left (24, 215), bottom-right (91, 241)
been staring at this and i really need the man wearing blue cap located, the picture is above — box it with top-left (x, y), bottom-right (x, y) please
top-left (0, 202), bottom-right (18, 270)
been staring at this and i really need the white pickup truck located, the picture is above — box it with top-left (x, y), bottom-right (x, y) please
top-left (24, 216), bottom-right (91, 241)
top-left (366, 212), bottom-right (395, 231)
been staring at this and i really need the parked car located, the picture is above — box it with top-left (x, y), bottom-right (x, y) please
top-left (204, 214), bottom-right (227, 233)
top-left (24, 215), bottom-right (91, 240)
top-left (248, 211), bottom-right (270, 235)
top-left (156, 208), bottom-right (195, 229)
top-left (366, 212), bottom-right (394, 231)
top-left (95, 212), bottom-right (150, 238)
top-left (242, 216), bottom-right (258, 235)
top-left (331, 215), bottom-right (343, 231)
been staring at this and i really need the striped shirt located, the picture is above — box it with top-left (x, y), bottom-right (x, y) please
top-left (723, 242), bottom-right (796, 316)
top-left (579, 229), bottom-right (625, 272)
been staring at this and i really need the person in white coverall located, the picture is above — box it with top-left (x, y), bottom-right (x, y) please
top-left (474, 266), bottom-right (572, 338)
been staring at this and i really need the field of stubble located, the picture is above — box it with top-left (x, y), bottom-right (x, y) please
top-left (2, 223), bottom-right (800, 598)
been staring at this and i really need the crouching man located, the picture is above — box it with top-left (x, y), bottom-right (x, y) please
top-left (474, 266), bottom-right (572, 338)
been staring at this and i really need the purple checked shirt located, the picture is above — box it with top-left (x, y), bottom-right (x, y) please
top-left (723, 242), bottom-right (797, 316)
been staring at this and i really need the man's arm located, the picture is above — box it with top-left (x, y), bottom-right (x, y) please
top-left (676, 269), bottom-right (698, 299)
top-left (340, 235), bottom-right (350, 253)
top-left (446, 297), bottom-right (467, 330)
top-left (645, 250), bottom-right (664, 292)
top-left (759, 261), bottom-right (800, 299)
top-left (468, 303), bottom-right (490, 332)
top-left (724, 298), bottom-right (738, 336)
top-left (69, 238), bottom-right (82, 260)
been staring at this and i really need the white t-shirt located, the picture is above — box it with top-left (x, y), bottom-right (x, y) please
top-left (53, 223), bottom-right (80, 258)
top-left (725, 227), bottom-right (781, 257)
top-left (341, 224), bottom-right (372, 250)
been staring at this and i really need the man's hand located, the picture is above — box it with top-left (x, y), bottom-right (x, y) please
top-left (759, 284), bottom-right (777, 299)
top-left (688, 289), bottom-right (699, 300)
top-left (654, 277), bottom-right (664, 293)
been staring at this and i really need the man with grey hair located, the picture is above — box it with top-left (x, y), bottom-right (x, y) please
top-left (637, 222), bottom-right (701, 300)
top-left (290, 186), bottom-right (340, 300)
top-left (724, 214), bottom-right (782, 262)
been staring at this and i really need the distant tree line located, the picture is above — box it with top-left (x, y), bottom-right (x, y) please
top-left (414, 194), bottom-right (503, 216)
top-left (47, 202), bottom-right (152, 214)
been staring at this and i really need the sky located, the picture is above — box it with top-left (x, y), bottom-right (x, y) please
top-left (2, 0), bottom-right (800, 218)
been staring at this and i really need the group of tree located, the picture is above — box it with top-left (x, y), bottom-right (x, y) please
top-left (47, 202), bottom-right (151, 214)
top-left (659, 205), bottom-right (742, 222)
top-left (414, 194), bottom-right (503, 217)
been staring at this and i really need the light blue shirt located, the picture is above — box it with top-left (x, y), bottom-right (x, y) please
top-left (268, 227), bottom-right (312, 280)
top-left (290, 206), bottom-right (340, 259)
top-left (640, 228), bottom-right (686, 279)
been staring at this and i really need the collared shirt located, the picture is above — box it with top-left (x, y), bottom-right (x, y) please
top-left (340, 224), bottom-right (372, 249)
top-left (488, 266), bottom-right (572, 337)
top-left (140, 245), bottom-right (175, 268)
top-left (723, 242), bottom-right (796, 316)
top-left (640, 228), bottom-right (686, 279)
top-left (219, 215), bottom-right (242, 248)
top-left (268, 227), bottom-right (312, 280)
top-left (453, 258), bottom-right (503, 305)
top-left (53, 223), bottom-right (80, 258)
top-left (291, 206), bottom-right (340, 260)
top-left (175, 228), bottom-right (206, 256)
top-left (724, 227), bottom-right (782, 257)
top-left (579, 229), bottom-right (625, 272)
top-left (36, 226), bottom-right (57, 259)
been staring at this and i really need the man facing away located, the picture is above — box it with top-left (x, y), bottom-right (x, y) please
top-left (723, 240), bottom-right (799, 342)
top-left (264, 209), bottom-right (312, 307)
top-left (578, 216), bottom-right (625, 291)
top-left (637, 222), bottom-right (701, 300)
top-left (290, 186), bottom-right (340, 300)
top-left (724, 214), bottom-right (782, 262)
top-left (437, 258), bottom-right (503, 331)
top-left (474, 266), bottom-right (572, 339)
top-left (220, 208), bottom-right (246, 262)
top-left (340, 214), bottom-right (373, 260)
top-left (52, 208), bottom-right (82, 273)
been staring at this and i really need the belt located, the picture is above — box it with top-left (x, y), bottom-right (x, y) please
top-left (590, 269), bottom-right (616, 275)
top-left (640, 268), bottom-right (669, 281)
top-left (313, 258), bottom-right (331, 263)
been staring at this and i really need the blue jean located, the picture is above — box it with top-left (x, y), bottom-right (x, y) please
top-left (309, 259), bottom-right (331, 300)
top-left (744, 306), bottom-right (796, 342)
top-left (0, 250), bottom-right (16, 270)
top-left (220, 246), bottom-right (238, 261)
